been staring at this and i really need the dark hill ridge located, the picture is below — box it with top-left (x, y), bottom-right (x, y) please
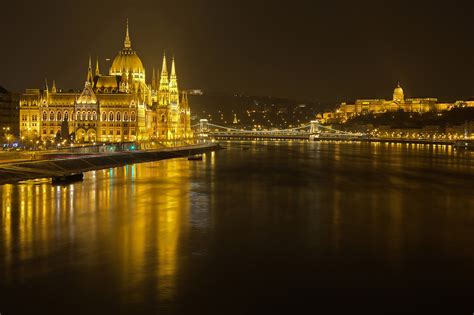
top-left (188, 91), bottom-right (334, 129)
top-left (342, 107), bottom-right (474, 130)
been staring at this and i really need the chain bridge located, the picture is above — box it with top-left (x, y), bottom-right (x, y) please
top-left (193, 119), bottom-right (366, 141)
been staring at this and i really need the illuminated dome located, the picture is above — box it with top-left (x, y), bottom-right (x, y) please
top-left (110, 51), bottom-right (144, 74)
top-left (393, 82), bottom-right (404, 103)
top-left (109, 20), bottom-right (146, 83)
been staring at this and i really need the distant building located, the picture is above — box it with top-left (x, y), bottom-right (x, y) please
top-left (188, 89), bottom-right (204, 95)
top-left (19, 21), bottom-right (192, 143)
top-left (322, 83), bottom-right (461, 124)
top-left (0, 86), bottom-right (19, 138)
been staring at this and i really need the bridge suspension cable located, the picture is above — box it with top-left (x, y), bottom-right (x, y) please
top-left (193, 119), bottom-right (365, 137)
top-left (202, 122), bottom-right (312, 134)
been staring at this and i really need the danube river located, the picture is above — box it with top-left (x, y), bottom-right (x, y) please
top-left (1, 142), bottom-right (473, 314)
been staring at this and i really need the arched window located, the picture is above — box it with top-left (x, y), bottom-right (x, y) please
top-left (82, 111), bottom-right (86, 120)
top-left (76, 112), bottom-right (80, 121)
top-left (161, 114), bottom-right (166, 123)
top-left (57, 111), bottom-right (62, 121)
top-left (93, 111), bottom-right (97, 121)
top-left (50, 111), bottom-right (54, 121)
top-left (124, 112), bottom-right (129, 121)
top-left (64, 111), bottom-right (69, 121)
top-left (42, 111), bottom-right (47, 121)
top-left (131, 111), bottom-right (136, 121)
top-left (109, 112), bottom-right (114, 121)
top-left (102, 112), bottom-right (107, 121)
top-left (87, 111), bottom-right (92, 120)
top-left (116, 112), bottom-right (121, 121)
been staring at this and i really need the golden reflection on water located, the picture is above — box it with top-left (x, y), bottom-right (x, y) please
top-left (1, 142), bottom-right (473, 312)
top-left (0, 158), bottom-right (192, 303)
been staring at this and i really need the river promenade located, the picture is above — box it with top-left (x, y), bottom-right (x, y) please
top-left (0, 143), bottom-right (221, 184)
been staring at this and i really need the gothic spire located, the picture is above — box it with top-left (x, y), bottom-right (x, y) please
top-left (152, 67), bottom-right (156, 90)
top-left (86, 56), bottom-right (93, 84)
top-left (170, 56), bottom-right (176, 78)
top-left (124, 18), bottom-right (131, 48)
top-left (160, 52), bottom-right (168, 77)
top-left (158, 52), bottom-right (170, 106)
top-left (169, 56), bottom-right (179, 105)
top-left (52, 80), bottom-right (57, 93)
top-left (95, 58), bottom-right (100, 76)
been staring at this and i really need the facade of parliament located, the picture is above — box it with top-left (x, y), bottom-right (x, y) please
top-left (19, 21), bottom-right (192, 143)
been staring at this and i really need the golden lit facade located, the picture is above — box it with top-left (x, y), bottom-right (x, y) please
top-left (322, 83), bottom-right (456, 123)
top-left (19, 21), bottom-right (192, 143)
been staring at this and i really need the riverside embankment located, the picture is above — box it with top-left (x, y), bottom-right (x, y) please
top-left (0, 143), bottom-right (221, 184)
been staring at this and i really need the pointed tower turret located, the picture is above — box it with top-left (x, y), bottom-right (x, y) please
top-left (169, 57), bottom-right (179, 106)
top-left (86, 57), bottom-right (93, 85)
top-left (52, 80), bottom-right (57, 93)
top-left (158, 52), bottom-right (170, 106)
top-left (170, 57), bottom-right (176, 77)
top-left (95, 58), bottom-right (100, 76)
top-left (124, 18), bottom-right (131, 48)
top-left (44, 78), bottom-right (49, 92)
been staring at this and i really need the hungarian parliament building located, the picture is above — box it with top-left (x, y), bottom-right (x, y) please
top-left (19, 21), bottom-right (192, 143)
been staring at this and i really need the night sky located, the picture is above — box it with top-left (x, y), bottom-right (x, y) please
top-left (1, 0), bottom-right (473, 102)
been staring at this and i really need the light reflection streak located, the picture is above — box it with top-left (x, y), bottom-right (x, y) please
top-left (0, 158), bottom-right (194, 303)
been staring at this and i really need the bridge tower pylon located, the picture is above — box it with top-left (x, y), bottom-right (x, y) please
top-left (198, 119), bottom-right (209, 143)
top-left (309, 120), bottom-right (320, 140)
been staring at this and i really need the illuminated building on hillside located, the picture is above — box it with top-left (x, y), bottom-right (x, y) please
top-left (321, 83), bottom-right (464, 123)
top-left (19, 21), bottom-right (192, 143)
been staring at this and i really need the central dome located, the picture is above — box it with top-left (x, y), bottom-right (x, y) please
top-left (109, 20), bottom-right (146, 83)
top-left (110, 49), bottom-right (145, 74)
top-left (393, 82), bottom-right (404, 103)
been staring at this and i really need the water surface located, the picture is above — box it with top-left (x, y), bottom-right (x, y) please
top-left (1, 142), bottom-right (474, 314)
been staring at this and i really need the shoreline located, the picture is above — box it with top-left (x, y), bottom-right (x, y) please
top-left (210, 135), bottom-right (458, 145)
top-left (0, 143), bottom-right (222, 185)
